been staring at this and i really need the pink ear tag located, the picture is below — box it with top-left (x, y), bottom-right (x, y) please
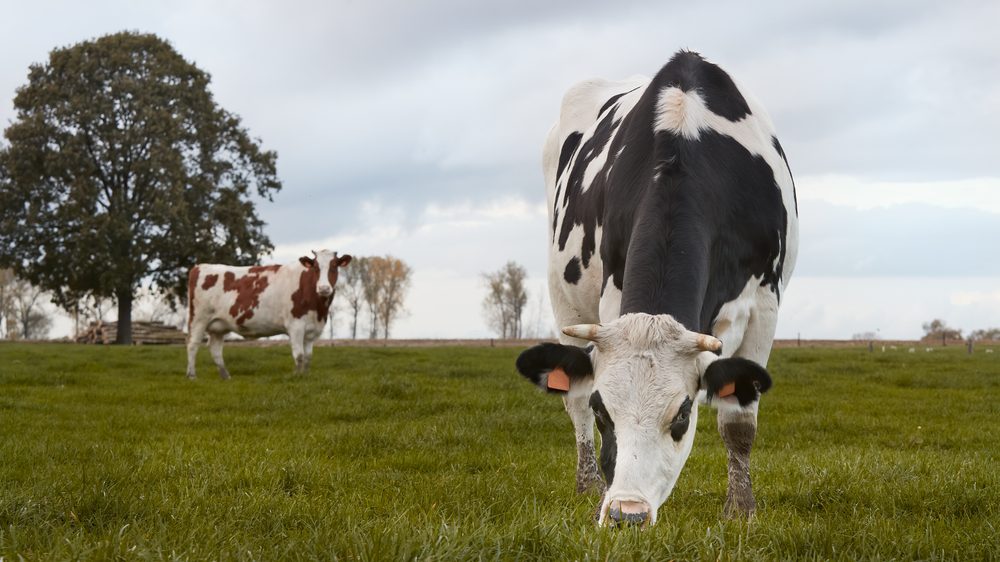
top-left (547, 367), bottom-right (570, 391)
top-left (717, 382), bottom-right (736, 398)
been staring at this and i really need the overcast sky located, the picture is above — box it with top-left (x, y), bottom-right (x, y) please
top-left (2, 0), bottom-right (999, 339)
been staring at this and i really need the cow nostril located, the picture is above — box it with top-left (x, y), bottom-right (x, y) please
top-left (608, 499), bottom-right (651, 527)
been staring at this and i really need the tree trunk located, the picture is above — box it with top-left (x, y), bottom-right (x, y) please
top-left (351, 307), bottom-right (359, 339)
top-left (115, 289), bottom-right (133, 345)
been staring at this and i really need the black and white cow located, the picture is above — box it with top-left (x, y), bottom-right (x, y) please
top-left (516, 51), bottom-right (798, 526)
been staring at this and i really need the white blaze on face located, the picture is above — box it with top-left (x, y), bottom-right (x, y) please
top-left (312, 249), bottom-right (337, 297)
top-left (579, 313), bottom-right (710, 526)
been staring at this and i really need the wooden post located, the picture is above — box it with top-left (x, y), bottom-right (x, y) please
top-left (968, 339), bottom-right (974, 355)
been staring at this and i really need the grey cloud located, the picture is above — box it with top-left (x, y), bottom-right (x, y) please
top-left (2, 0), bottom-right (998, 254)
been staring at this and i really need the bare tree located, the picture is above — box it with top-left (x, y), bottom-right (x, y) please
top-left (922, 318), bottom-right (962, 343)
top-left (6, 276), bottom-right (51, 339)
top-left (0, 269), bottom-right (14, 339)
top-left (133, 287), bottom-right (184, 327)
top-left (373, 256), bottom-right (412, 340)
top-left (81, 296), bottom-right (115, 326)
top-left (338, 256), bottom-right (369, 339)
top-left (361, 258), bottom-right (381, 339)
top-left (357, 256), bottom-right (413, 339)
top-left (483, 271), bottom-right (509, 337)
top-left (482, 261), bottom-right (529, 339)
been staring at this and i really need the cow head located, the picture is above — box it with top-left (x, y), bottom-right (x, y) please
top-left (516, 312), bottom-right (771, 527)
top-left (299, 249), bottom-right (352, 297)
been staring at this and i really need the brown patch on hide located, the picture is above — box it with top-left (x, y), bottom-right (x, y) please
top-left (291, 266), bottom-right (332, 320)
top-left (249, 264), bottom-right (281, 274)
top-left (201, 274), bottom-right (218, 290)
top-left (223, 270), bottom-right (271, 325)
top-left (187, 266), bottom-right (200, 331)
top-left (327, 259), bottom-right (341, 289)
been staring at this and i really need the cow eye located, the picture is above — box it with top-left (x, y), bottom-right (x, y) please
top-left (669, 396), bottom-right (693, 442)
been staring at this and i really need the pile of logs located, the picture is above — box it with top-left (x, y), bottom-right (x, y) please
top-left (76, 321), bottom-right (187, 345)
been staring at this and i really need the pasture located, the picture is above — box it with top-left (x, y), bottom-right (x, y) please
top-left (1, 342), bottom-right (998, 561)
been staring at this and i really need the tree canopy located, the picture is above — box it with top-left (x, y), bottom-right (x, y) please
top-left (921, 318), bottom-right (962, 342)
top-left (0, 31), bottom-right (281, 343)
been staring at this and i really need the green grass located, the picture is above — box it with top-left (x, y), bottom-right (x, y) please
top-left (1, 342), bottom-right (998, 561)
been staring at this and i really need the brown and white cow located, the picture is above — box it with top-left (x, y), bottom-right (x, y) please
top-left (186, 249), bottom-right (352, 379)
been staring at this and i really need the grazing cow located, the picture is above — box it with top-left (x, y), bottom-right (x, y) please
top-left (515, 51), bottom-right (798, 526)
top-left (186, 250), bottom-right (352, 379)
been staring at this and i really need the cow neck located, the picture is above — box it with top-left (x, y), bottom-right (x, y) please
top-left (618, 179), bottom-right (710, 332)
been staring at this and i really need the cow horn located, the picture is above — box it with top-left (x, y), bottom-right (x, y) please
top-left (562, 324), bottom-right (601, 341)
top-left (694, 333), bottom-right (723, 352)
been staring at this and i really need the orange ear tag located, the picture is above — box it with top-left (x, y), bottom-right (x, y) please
top-left (547, 367), bottom-right (570, 391)
top-left (717, 382), bottom-right (736, 398)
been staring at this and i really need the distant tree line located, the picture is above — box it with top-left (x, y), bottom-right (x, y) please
top-left (855, 319), bottom-right (1000, 343)
top-left (969, 328), bottom-right (1000, 342)
top-left (337, 255), bottom-right (412, 339)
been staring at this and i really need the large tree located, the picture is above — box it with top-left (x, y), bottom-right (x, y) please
top-left (0, 32), bottom-right (280, 344)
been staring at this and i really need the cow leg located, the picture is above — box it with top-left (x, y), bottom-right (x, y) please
top-left (288, 325), bottom-right (306, 373)
top-left (186, 322), bottom-right (206, 379)
top-left (719, 287), bottom-right (778, 517)
top-left (208, 333), bottom-right (230, 380)
top-left (302, 337), bottom-right (315, 373)
top-left (550, 262), bottom-right (603, 493)
top-left (564, 377), bottom-right (604, 493)
top-left (718, 406), bottom-right (758, 517)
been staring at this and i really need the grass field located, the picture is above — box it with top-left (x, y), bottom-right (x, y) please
top-left (1, 342), bottom-right (998, 561)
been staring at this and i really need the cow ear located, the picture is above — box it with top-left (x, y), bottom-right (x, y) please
top-left (702, 357), bottom-right (772, 407)
top-left (515, 343), bottom-right (593, 394)
top-left (299, 256), bottom-right (316, 268)
top-left (337, 254), bottom-right (352, 267)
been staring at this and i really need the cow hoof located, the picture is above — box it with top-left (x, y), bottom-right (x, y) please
top-left (576, 475), bottom-right (606, 494)
top-left (186, 373), bottom-right (197, 380)
top-left (723, 496), bottom-right (756, 519)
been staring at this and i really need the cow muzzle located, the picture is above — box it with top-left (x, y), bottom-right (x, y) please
top-left (317, 286), bottom-right (333, 297)
top-left (607, 499), bottom-right (652, 527)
